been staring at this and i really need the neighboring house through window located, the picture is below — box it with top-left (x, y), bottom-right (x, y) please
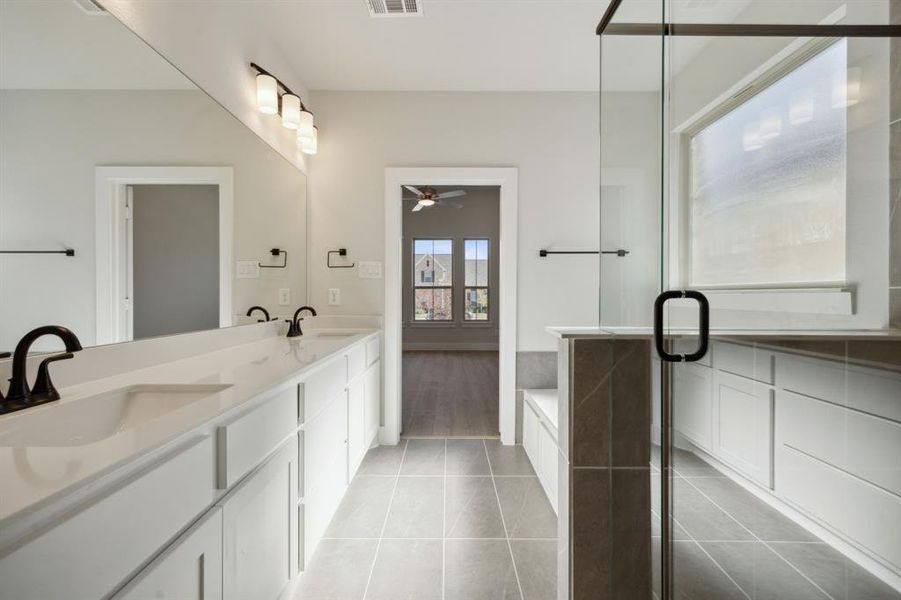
top-left (464, 239), bottom-right (489, 320)
top-left (413, 239), bottom-right (453, 320)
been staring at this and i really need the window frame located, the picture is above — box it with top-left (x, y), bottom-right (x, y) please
top-left (680, 36), bottom-right (849, 292)
top-left (463, 237), bottom-right (491, 322)
top-left (411, 237), bottom-right (454, 322)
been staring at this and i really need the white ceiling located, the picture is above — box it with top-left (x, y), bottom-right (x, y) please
top-left (97, 0), bottom-right (757, 94)
top-left (0, 0), bottom-right (193, 90)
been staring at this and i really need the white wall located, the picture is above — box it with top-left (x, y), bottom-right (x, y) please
top-left (102, 0), bottom-right (311, 174)
top-left (308, 91), bottom-right (660, 352)
top-left (0, 89), bottom-right (307, 350)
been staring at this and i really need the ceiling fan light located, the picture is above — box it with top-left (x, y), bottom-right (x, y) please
top-left (281, 94), bottom-right (301, 129)
top-left (256, 74), bottom-right (279, 115)
top-left (418, 198), bottom-right (435, 207)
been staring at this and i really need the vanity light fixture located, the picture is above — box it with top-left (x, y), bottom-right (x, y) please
top-left (256, 73), bottom-right (279, 115)
top-left (300, 126), bottom-right (318, 155)
top-left (298, 109), bottom-right (315, 141)
top-left (251, 63), bottom-right (317, 139)
top-left (281, 94), bottom-right (301, 129)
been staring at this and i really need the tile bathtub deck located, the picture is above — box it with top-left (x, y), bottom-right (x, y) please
top-left (294, 439), bottom-right (557, 600)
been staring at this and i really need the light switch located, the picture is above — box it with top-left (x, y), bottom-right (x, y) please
top-left (358, 261), bottom-right (382, 279)
top-left (236, 260), bottom-right (260, 279)
top-left (278, 288), bottom-right (290, 306)
top-left (328, 288), bottom-right (341, 306)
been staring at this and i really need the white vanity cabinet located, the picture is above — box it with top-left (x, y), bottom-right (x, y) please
top-left (711, 370), bottom-right (772, 487)
top-left (114, 508), bottom-right (223, 600)
top-left (299, 335), bottom-right (382, 565)
top-left (220, 436), bottom-right (299, 600)
top-left (0, 437), bottom-right (216, 600)
top-left (0, 332), bottom-right (383, 600)
top-left (673, 362), bottom-right (713, 452)
top-left (364, 362), bottom-right (381, 448)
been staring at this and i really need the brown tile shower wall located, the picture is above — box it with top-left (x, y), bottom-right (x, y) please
top-left (892, 0), bottom-right (901, 325)
top-left (565, 338), bottom-right (651, 600)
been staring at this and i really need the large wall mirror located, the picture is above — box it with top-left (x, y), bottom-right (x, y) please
top-left (0, 0), bottom-right (307, 352)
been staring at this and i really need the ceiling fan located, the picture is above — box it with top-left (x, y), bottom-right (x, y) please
top-left (404, 185), bottom-right (466, 212)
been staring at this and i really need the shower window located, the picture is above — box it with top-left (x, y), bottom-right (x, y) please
top-left (413, 238), bottom-right (453, 321)
top-left (687, 39), bottom-right (848, 288)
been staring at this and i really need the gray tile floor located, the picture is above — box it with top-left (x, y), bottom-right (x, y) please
top-left (652, 448), bottom-right (901, 600)
top-left (295, 439), bottom-right (557, 600)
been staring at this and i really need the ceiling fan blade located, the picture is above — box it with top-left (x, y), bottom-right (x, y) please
top-left (404, 185), bottom-right (424, 197)
top-left (412, 203), bottom-right (425, 212)
top-left (437, 190), bottom-right (466, 199)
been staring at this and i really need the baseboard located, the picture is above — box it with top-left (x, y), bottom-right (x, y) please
top-left (402, 342), bottom-right (499, 351)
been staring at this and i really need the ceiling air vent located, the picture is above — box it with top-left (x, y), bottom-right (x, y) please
top-left (366, 0), bottom-right (422, 18)
top-left (72, 0), bottom-right (108, 15)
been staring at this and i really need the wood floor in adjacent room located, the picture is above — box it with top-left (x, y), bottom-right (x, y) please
top-left (402, 351), bottom-right (499, 437)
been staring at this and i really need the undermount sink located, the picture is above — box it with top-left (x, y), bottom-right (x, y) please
top-left (310, 332), bottom-right (357, 339)
top-left (0, 384), bottom-right (232, 448)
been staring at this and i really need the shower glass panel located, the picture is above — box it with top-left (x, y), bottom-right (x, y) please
top-left (599, 1), bottom-right (901, 599)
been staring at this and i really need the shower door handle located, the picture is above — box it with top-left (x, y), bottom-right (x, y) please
top-left (653, 290), bottom-right (709, 362)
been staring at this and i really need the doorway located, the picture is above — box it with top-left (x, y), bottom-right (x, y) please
top-left (401, 186), bottom-right (500, 437)
top-left (128, 184), bottom-right (220, 340)
top-left (95, 166), bottom-right (234, 345)
top-left (384, 167), bottom-right (518, 445)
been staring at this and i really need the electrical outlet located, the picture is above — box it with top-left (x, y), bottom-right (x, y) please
top-left (236, 260), bottom-right (260, 279)
top-left (278, 288), bottom-right (290, 306)
top-left (328, 288), bottom-right (341, 306)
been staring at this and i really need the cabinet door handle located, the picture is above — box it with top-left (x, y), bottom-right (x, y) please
top-left (653, 290), bottom-right (709, 362)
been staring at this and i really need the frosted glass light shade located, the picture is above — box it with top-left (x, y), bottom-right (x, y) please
top-left (300, 126), bottom-right (318, 155)
top-left (281, 94), bottom-right (301, 129)
top-left (256, 74), bottom-right (278, 115)
top-left (298, 110), bottom-right (315, 139)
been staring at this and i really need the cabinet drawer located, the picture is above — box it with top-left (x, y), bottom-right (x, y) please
top-left (714, 342), bottom-right (774, 384)
top-left (777, 390), bottom-right (901, 496)
top-left (114, 506), bottom-right (222, 600)
top-left (0, 437), bottom-right (215, 600)
top-left (779, 355), bottom-right (901, 423)
top-left (299, 357), bottom-right (347, 423)
top-left (776, 445), bottom-right (901, 572)
top-left (366, 336), bottom-right (380, 367)
top-left (218, 388), bottom-right (297, 488)
top-left (347, 344), bottom-right (366, 382)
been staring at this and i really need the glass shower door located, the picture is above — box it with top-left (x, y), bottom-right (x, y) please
top-left (600, 1), bottom-right (901, 598)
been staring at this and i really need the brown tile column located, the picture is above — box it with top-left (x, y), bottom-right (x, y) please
top-left (558, 336), bottom-right (652, 600)
top-left (891, 0), bottom-right (901, 325)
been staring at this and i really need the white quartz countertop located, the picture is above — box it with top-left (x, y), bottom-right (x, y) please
top-left (0, 329), bottom-right (378, 531)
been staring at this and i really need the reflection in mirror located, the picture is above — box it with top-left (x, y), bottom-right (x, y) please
top-left (0, 0), bottom-right (307, 352)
